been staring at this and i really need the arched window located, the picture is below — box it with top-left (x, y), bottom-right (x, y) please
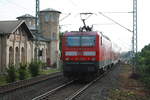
top-left (9, 47), bottom-right (14, 65)
top-left (15, 47), bottom-right (19, 65)
top-left (34, 47), bottom-right (37, 60)
top-left (21, 47), bottom-right (25, 63)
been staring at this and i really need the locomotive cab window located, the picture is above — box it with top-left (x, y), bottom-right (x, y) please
top-left (66, 36), bottom-right (96, 47)
top-left (67, 36), bottom-right (80, 46)
top-left (81, 36), bottom-right (96, 46)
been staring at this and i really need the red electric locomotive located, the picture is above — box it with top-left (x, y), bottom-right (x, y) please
top-left (61, 31), bottom-right (115, 78)
top-left (61, 13), bottom-right (120, 78)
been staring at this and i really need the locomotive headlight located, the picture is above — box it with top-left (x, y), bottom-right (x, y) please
top-left (83, 51), bottom-right (96, 56)
top-left (65, 51), bottom-right (77, 56)
top-left (65, 57), bottom-right (69, 60)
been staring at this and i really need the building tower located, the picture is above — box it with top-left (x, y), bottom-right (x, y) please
top-left (39, 8), bottom-right (61, 67)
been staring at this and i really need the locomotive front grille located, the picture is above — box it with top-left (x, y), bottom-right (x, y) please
top-left (63, 61), bottom-right (98, 72)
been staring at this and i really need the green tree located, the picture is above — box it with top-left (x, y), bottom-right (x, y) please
top-left (137, 44), bottom-right (150, 88)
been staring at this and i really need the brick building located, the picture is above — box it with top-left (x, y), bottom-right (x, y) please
top-left (0, 8), bottom-right (61, 73)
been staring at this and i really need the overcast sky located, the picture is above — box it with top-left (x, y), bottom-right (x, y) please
top-left (0, 0), bottom-right (149, 52)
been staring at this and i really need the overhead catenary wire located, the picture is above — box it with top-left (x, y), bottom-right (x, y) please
top-left (99, 11), bottom-right (133, 13)
top-left (60, 13), bottom-right (71, 22)
top-left (117, 38), bottom-right (131, 50)
top-left (98, 12), bottom-right (132, 32)
top-left (92, 23), bottom-right (114, 26)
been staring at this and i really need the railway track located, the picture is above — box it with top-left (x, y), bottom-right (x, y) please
top-left (0, 64), bottom-right (119, 100)
top-left (32, 80), bottom-right (75, 100)
top-left (0, 72), bottom-right (63, 94)
top-left (32, 69), bottom-right (109, 100)
top-left (0, 72), bottom-right (70, 100)
top-left (65, 73), bottom-right (106, 100)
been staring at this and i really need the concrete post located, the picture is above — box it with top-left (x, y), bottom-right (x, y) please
top-left (0, 36), bottom-right (2, 72)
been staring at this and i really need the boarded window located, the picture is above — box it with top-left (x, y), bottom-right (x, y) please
top-left (15, 47), bottom-right (19, 65)
top-left (21, 47), bottom-right (25, 63)
top-left (9, 47), bottom-right (14, 65)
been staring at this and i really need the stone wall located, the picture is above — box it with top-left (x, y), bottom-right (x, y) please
top-left (0, 35), bottom-right (7, 72)
top-left (0, 25), bottom-right (48, 72)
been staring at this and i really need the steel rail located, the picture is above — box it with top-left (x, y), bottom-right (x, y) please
top-left (0, 72), bottom-right (62, 94)
top-left (32, 80), bottom-right (74, 100)
top-left (65, 72), bottom-right (107, 100)
top-left (32, 64), bottom-right (116, 100)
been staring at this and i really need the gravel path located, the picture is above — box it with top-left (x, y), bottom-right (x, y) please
top-left (76, 63), bottom-right (122, 100)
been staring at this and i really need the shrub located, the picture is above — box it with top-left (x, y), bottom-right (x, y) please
top-left (136, 44), bottom-right (150, 89)
top-left (18, 63), bottom-right (28, 80)
top-left (141, 74), bottom-right (150, 88)
top-left (28, 61), bottom-right (40, 77)
top-left (6, 64), bottom-right (17, 83)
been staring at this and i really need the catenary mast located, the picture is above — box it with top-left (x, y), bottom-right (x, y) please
top-left (132, 0), bottom-right (137, 67)
top-left (35, 0), bottom-right (40, 33)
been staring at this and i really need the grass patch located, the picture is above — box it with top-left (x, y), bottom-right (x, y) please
top-left (40, 68), bottom-right (60, 75)
top-left (107, 63), bottom-right (150, 100)
top-left (0, 75), bottom-right (7, 86)
top-left (108, 88), bottom-right (149, 100)
top-left (0, 68), bottom-right (60, 86)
